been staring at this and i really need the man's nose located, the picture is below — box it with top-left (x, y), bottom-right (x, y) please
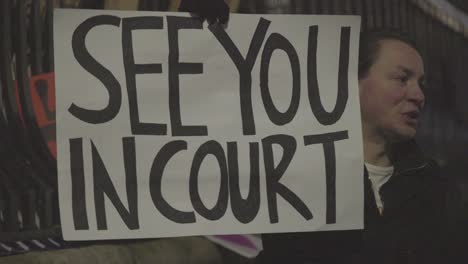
top-left (408, 80), bottom-right (425, 109)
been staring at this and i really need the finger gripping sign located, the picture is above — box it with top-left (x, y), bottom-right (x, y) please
top-left (54, 9), bottom-right (363, 240)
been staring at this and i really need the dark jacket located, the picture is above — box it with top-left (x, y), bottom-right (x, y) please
top-left (257, 141), bottom-right (451, 264)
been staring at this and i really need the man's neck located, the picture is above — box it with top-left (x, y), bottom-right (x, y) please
top-left (363, 125), bottom-right (392, 167)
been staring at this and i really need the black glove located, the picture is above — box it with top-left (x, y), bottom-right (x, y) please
top-left (178, 0), bottom-right (229, 25)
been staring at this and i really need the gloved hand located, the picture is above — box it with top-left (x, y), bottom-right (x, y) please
top-left (178, 0), bottom-right (229, 25)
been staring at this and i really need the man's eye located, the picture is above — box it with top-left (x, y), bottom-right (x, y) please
top-left (395, 75), bottom-right (409, 84)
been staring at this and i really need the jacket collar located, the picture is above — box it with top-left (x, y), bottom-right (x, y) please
top-left (387, 140), bottom-right (428, 175)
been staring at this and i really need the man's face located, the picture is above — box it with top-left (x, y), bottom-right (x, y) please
top-left (359, 39), bottom-right (425, 141)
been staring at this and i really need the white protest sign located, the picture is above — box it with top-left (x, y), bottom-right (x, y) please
top-left (54, 9), bottom-right (363, 241)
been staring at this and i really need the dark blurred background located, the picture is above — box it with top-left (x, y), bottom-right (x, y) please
top-left (0, 0), bottom-right (466, 263)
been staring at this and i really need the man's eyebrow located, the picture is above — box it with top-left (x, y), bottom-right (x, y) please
top-left (396, 65), bottom-right (425, 79)
top-left (396, 65), bottom-right (414, 76)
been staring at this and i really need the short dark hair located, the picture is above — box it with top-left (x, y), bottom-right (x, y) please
top-left (358, 29), bottom-right (422, 80)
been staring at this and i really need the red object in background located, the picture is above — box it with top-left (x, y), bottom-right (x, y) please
top-left (15, 72), bottom-right (56, 159)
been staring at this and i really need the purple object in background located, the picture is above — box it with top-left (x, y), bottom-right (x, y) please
top-left (216, 235), bottom-right (257, 250)
top-left (206, 234), bottom-right (263, 258)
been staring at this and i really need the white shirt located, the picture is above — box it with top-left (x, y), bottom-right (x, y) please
top-left (365, 163), bottom-right (394, 214)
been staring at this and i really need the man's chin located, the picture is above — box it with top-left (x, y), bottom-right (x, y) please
top-left (397, 126), bottom-right (417, 140)
top-left (385, 126), bottom-right (417, 143)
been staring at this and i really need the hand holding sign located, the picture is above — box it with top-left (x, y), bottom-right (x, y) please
top-left (54, 10), bottom-right (363, 240)
top-left (178, 0), bottom-right (230, 24)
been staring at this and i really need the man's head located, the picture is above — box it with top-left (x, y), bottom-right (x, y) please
top-left (358, 30), bottom-right (426, 142)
